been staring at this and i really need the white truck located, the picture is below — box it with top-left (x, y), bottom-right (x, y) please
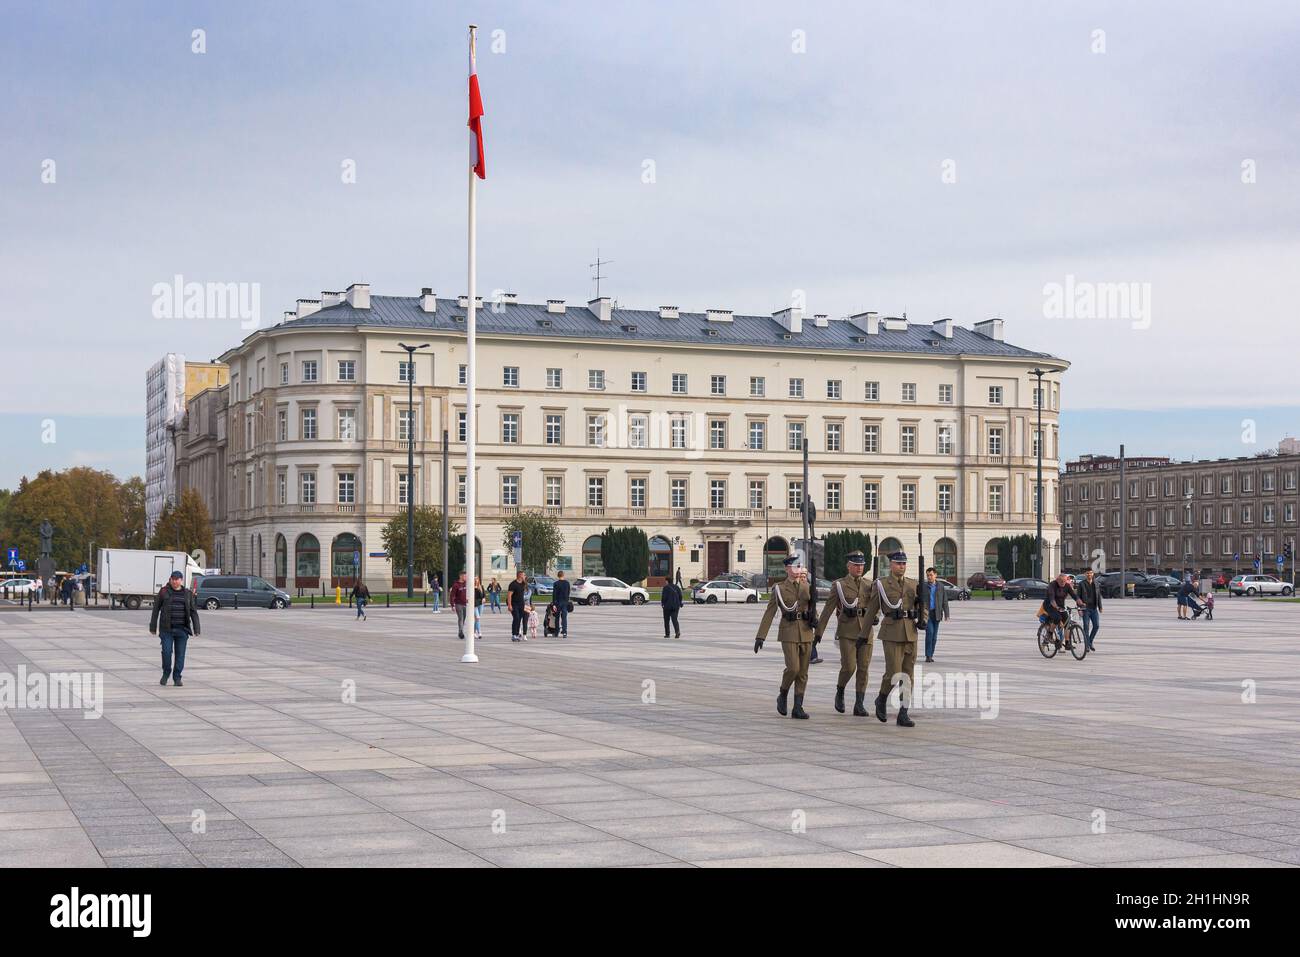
top-left (97, 549), bottom-right (203, 610)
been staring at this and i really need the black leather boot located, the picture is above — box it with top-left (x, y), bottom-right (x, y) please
top-left (777, 686), bottom-right (789, 716)
top-left (896, 706), bottom-right (915, 728)
top-left (874, 693), bottom-right (887, 722)
top-left (834, 686), bottom-right (845, 713)
top-left (791, 694), bottom-right (809, 719)
top-left (853, 692), bottom-right (868, 716)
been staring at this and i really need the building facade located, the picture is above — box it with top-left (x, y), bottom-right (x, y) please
top-left (146, 355), bottom-right (229, 540)
top-left (208, 283), bottom-right (1067, 590)
top-left (1059, 451), bottom-right (1300, 577)
top-left (174, 383), bottom-right (230, 568)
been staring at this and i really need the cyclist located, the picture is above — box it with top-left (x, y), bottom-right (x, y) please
top-left (1043, 571), bottom-right (1078, 647)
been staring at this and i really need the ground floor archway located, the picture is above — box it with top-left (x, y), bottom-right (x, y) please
top-left (274, 534), bottom-right (287, 588)
top-left (933, 537), bottom-right (957, 582)
top-left (763, 536), bottom-right (790, 584)
top-left (648, 535), bottom-right (673, 587)
top-left (582, 535), bottom-right (603, 577)
top-left (878, 537), bottom-right (902, 577)
top-left (331, 533), bottom-right (362, 589)
top-left (295, 533), bottom-right (320, 589)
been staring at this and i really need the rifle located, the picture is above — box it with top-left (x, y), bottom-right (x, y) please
top-left (806, 502), bottom-right (820, 640)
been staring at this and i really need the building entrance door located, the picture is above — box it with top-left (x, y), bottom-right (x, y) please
top-left (706, 541), bottom-right (729, 579)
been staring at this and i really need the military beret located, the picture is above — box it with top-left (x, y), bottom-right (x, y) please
top-left (846, 551), bottom-right (866, 564)
top-left (888, 551), bottom-right (908, 563)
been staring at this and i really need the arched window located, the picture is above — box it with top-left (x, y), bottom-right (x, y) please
top-left (332, 533), bottom-right (363, 588)
top-left (648, 535), bottom-right (673, 586)
top-left (274, 534), bottom-right (287, 588)
top-left (763, 536), bottom-right (790, 584)
top-left (878, 537), bottom-right (902, 577)
top-left (295, 534), bottom-right (320, 588)
top-left (983, 539), bottom-right (1002, 575)
top-left (582, 535), bottom-right (603, 577)
top-left (933, 538), bottom-right (958, 582)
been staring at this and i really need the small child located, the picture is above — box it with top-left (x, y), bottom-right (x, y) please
top-left (526, 604), bottom-right (539, 641)
top-left (1204, 591), bottom-right (1215, 620)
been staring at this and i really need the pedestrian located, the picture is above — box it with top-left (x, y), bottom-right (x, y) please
top-left (488, 577), bottom-right (502, 613)
top-left (551, 570), bottom-right (570, 637)
top-left (917, 566), bottom-right (950, 664)
top-left (450, 572), bottom-right (468, 639)
top-left (862, 551), bottom-right (926, 728)
top-left (1076, 567), bottom-right (1103, 652)
top-left (148, 570), bottom-right (200, 687)
top-left (507, 569), bottom-right (530, 642)
top-left (1177, 576), bottom-right (1192, 619)
top-left (674, 567), bottom-right (683, 587)
top-left (527, 603), bottom-right (539, 641)
top-left (753, 556), bottom-right (815, 719)
top-left (473, 576), bottom-right (484, 638)
top-left (351, 581), bottom-right (371, 620)
top-left (660, 575), bottom-right (683, 639)
top-left (430, 573), bottom-right (443, 613)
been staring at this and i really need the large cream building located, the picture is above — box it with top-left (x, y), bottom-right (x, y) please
top-left (207, 283), bottom-right (1067, 590)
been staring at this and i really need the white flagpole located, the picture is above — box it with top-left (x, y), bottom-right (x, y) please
top-left (461, 23), bottom-right (479, 663)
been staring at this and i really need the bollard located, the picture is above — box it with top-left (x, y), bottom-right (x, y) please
top-left (234, 594), bottom-right (239, 610)
top-left (310, 595), bottom-right (315, 609)
top-left (423, 592), bottom-right (427, 608)
top-left (386, 592), bottom-right (391, 608)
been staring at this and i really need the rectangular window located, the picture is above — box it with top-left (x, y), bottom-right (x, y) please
top-left (709, 419), bottom-right (726, 450)
top-left (501, 412), bottom-right (519, 444)
top-left (748, 480), bottom-right (765, 509)
top-left (938, 424), bottom-right (954, 455)
top-left (630, 477), bottom-right (647, 508)
top-left (939, 383), bottom-right (953, 404)
top-left (398, 361), bottom-right (413, 384)
top-left (587, 476), bottom-right (605, 507)
top-left (863, 482), bottom-right (879, 512)
top-left (587, 414), bottom-right (606, 447)
top-left (901, 383), bottom-right (917, 403)
top-left (988, 428), bottom-right (1003, 456)
top-left (709, 480), bottom-right (726, 509)
top-left (546, 368), bottom-right (562, 389)
top-left (457, 410), bottom-right (467, 442)
top-left (277, 472), bottom-right (286, 505)
top-left (670, 417), bottom-right (688, 450)
top-left (337, 359), bottom-right (355, 382)
top-left (301, 408), bottom-right (317, 440)
top-left (865, 381), bottom-right (880, 402)
top-left (901, 425), bottom-right (917, 454)
top-left (671, 373), bottom-right (688, 394)
top-left (629, 415), bottom-right (648, 448)
top-left (545, 476), bottom-right (563, 507)
top-left (457, 474), bottom-right (466, 506)
top-left (337, 408), bottom-right (356, 441)
top-left (503, 366), bottom-right (519, 388)
top-left (302, 360), bottom-right (318, 383)
top-left (988, 485), bottom-right (1003, 513)
top-left (631, 371), bottom-right (647, 392)
top-left (988, 385), bottom-right (1003, 405)
top-left (938, 483), bottom-right (953, 512)
top-left (397, 472), bottom-right (411, 506)
top-left (458, 364), bottom-right (467, 385)
top-left (826, 379), bottom-right (842, 400)
top-left (1032, 430), bottom-right (1042, 458)
top-left (711, 375), bottom-right (726, 396)
top-left (337, 472), bottom-right (355, 504)
top-left (750, 376), bottom-right (765, 397)
top-left (501, 474), bottom-right (519, 506)
top-left (279, 362), bottom-right (288, 385)
top-left (300, 470), bottom-right (316, 504)
top-left (901, 483), bottom-right (916, 512)
top-left (748, 420), bottom-right (766, 451)
top-left (545, 414), bottom-right (563, 445)
top-left (787, 481), bottom-right (804, 510)
top-left (864, 424), bottom-right (880, 453)
top-left (588, 369), bottom-right (605, 391)
top-left (825, 422), bottom-right (842, 452)
top-left (788, 377), bottom-right (804, 398)
top-left (277, 409), bottom-right (287, 442)
top-left (825, 481), bottom-right (841, 511)
top-left (397, 409), bottom-right (414, 442)
top-left (787, 421), bottom-right (805, 451)
top-left (670, 478), bottom-right (688, 509)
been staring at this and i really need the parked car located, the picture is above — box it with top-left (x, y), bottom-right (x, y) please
top-left (942, 582), bottom-right (971, 601)
top-left (713, 571), bottom-right (750, 585)
top-left (1002, 578), bottom-right (1049, 600)
top-left (1134, 575), bottom-right (1181, 598)
top-left (195, 574), bottom-right (292, 609)
top-left (571, 577), bottom-right (649, 605)
top-left (527, 575), bottom-right (557, 595)
top-left (1096, 571), bottom-right (1148, 599)
top-left (967, 573), bottom-right (1006, 591)
top-left (693, 580), bottom-right (760, 603)
top-left (1228, 574), bottom-right (1292, 597)
top-left (0, 578), bottom-right (35, 597)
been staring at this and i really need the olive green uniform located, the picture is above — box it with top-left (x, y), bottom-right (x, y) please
top-left (755, 578), bottom-right (815, 694)
top-left (815, 574), bottom-right (874, 694)
top-left (863, 571), bottom-right (927, 705)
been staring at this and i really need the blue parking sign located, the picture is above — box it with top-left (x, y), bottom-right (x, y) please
top-left (1277, 555), bottom-right (1285, 567)
top-left (16, 560), bottom-right (25, 571)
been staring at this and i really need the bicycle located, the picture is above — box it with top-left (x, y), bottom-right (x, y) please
top-left (1036, 603), bottom-right (1087, 660)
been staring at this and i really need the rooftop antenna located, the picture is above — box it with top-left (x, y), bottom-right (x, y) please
top-left (589, 249), bottom-right (612, 299)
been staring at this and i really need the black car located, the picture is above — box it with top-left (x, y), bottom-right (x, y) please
top-left (1097, 572), bottom-right (1148, 599)
top-left (1002, 578), bottom-right (1049, 600)
top-left (942, 582), bottom-right (971, 601)
top-left (1133, 575), bottom-right (1181, 598)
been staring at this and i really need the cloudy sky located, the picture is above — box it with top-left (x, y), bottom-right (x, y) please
top-left (2, 0), bottom-right (1297, 487)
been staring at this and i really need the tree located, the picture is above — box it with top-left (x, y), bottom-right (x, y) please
top-left (380, 507), bottom-right (460, 583)
top-left (116, 477), bottom-right (146, 549)
top-left (501, 510), bottom-right (565, 574)
top-left (822, 529), bottom-right (873, 579)
top-left (2, 468), bottom-right (121, 571)
top-left (993, 533), bottom-right (1038, 579)
top-left (147, 488), bottom-right (214, 558)
top-left (601, 525), bottom-right (650, 585)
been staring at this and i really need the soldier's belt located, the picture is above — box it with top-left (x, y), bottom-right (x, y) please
top-left (888, 610), bottom-right (918, 621)
top-left (782, 611), bottom-right (800, 623)
top-left (840, 608), bottom-right (868, 619)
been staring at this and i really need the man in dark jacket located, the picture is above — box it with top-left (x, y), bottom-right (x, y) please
top-left (506, 570), bottom-right (529, 641)
top-left (917, 567), bottom-right (951, 663)
top-left (660, 578), bottom-right (683, 639)
top-left (551, 571), bottom-right (571, 638)
top-left (149, 571), bottom-right (200, 687)
top-left (1076, 568), bottom-right (1103, 652)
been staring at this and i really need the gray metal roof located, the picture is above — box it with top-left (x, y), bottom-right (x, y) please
top-left (271, 296), bottom-right (1062, 362)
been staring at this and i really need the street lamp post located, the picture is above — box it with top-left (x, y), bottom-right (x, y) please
top-left (1030, 368), bottom-right (1046, 581)
top-left (398, 342), bottom-right (430, 598)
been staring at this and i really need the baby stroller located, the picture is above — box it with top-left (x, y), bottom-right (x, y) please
top-left (543, 602), bottom-right (561, 637)
top-left (1188, 592), bottom-right (1206, 619)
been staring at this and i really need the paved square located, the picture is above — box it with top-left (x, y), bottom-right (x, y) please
top-left (1, 596), bottom-right (1298, 867)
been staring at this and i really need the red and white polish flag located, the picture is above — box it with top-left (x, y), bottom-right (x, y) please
top-left (468, 30), bottom-right (485, 179)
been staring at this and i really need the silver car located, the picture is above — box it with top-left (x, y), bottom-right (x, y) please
top-left (571, 577), bottom-right (649, 606)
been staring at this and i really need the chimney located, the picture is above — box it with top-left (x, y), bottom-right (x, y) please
top-left (321, 290), bottom-right (345, 308)
top-left (811, 313), bottom-right (829, 328)
top-left (588, 297), bottom-right (612, 322)
top-left (773, 306), bottom-right (803, 334)
top-left (705, 308), bottom-right (733, 323)
top-left (546, 299), bottom-right (566, 314)
top-left (501, 292), bottom-right (518, 304)
top-left (973, 317), bottom-right (1004, 341)
top-left (296, 298), bottom-right (322, 319)
top-left (933, 318), bottom-right (953, 339)
top-left (848, 311), bottom-right (879, 335)
top-left (345, 283), bottom-right (370, 309)
top-left (882, 315), bottom-right (908, 331)
top-left (658, 305), bottom-right (679, 319)
top-left (457, 294), bottom-right (483, 308)
top-left (419, 288), bottom-right (437, 312)
top-left (282, 310), bottom-right (294, 324)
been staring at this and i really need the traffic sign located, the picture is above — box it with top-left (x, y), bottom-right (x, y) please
top-left (511, 531), bottom-right (523, 567)
top-left (16, 560), bottom-right (25, 572)
top-left (1253, 559), bottom-right (1261, 571)
top-left (5, 547), bottom-right (16, 563)
top-left (352, 550), bottom-right (361, 567)
top-left (1234, 553), bottom-right (1240, 561)
top-left (1277, 555), bottom-right (1285, 567)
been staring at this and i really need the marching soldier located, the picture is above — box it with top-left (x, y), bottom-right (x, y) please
top-left (814, 550), bottom-right (873, 716)
top-left (862, 550), bottom-right (926, 727)
top-left (754, 555), bottom-right (815, 719)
